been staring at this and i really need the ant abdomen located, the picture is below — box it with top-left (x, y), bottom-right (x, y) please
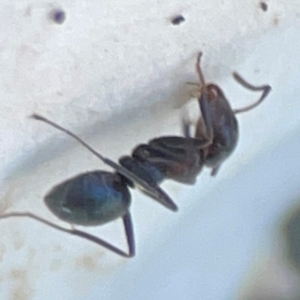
top-left (45, 171), bottom-right (131, 226)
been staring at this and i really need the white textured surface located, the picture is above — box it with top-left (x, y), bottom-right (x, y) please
top-left (0, 1), bottom-right (300, 300)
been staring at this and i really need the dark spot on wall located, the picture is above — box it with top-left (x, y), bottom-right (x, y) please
top-left (49, 8), bottom-right (66, 24)
top-left (260, 2), bottom-right (268, 12)
top-left (171, 15), bottom-right (185, 26)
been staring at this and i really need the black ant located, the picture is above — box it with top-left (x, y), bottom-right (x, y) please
top-left (0, 53), bottom-right (271, 258)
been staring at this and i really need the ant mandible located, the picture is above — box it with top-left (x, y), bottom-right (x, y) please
top-left (0, 53), bottom-right (271, 257)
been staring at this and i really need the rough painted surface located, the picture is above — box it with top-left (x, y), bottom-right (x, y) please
top-left (0, 1), bottom-right (300, 299)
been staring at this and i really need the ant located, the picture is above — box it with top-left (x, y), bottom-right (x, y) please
top-left (0, 53), bottom-right (271, 258)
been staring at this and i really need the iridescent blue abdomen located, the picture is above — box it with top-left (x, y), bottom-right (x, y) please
top-left (45, 171), bottom-right (131, 226)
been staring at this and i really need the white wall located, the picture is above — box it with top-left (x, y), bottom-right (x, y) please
top-left (0, 1), bottom-right (300, 299)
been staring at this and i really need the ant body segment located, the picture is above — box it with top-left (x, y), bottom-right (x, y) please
top-left (0, 53), bottom-right (271, 257)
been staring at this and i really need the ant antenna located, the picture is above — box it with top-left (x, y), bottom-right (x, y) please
top-left (196, 52), bottom-right (207, 92)
top-left (232, 73), bottom-right (271, 114)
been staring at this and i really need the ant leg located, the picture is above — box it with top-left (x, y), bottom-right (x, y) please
top-left (122, 212), bottom-right (135, 257)
top-left (195, 117), bottom-right (207, 141)
top-left (30, 114), bottom-right (178, 212)
top-left (198, 94), bottom-right (214, 143)
top-left (182, 118), bottom-right (210, 149)
top-left (180, 117), bottom-right (211, 150)
top-left (0, 212), bottom-right (134, 258)
top-left (182, 118), bottom-right (193, 138)
top-left (232, 72), bottom-right (271, 114)
top-left (210, 165), bottom-right (221, 177)
top-left (195, 53), bottom-right (214, 142)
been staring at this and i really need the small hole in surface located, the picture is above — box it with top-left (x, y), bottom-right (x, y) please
top-left (171, 15), bottom-right (185, 26)
top-left (49, 8), bottom-right (66, 24)
top-left (260, 2), bottom-right (268, 12)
